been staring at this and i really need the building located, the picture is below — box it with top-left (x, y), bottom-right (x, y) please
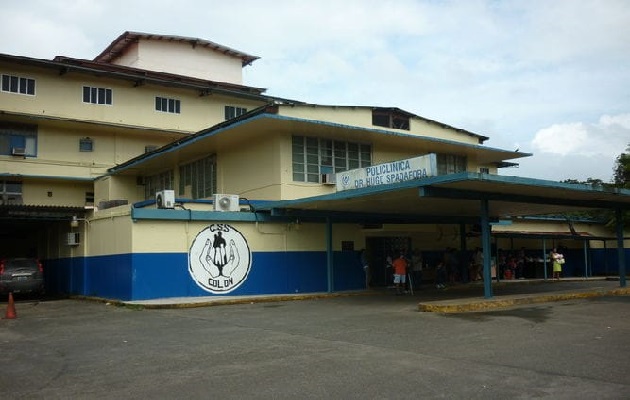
top-left (2, 32), bottom-right (628, 301)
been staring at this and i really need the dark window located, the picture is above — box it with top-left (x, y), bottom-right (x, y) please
top-left (79, 137), bottom-right (93, 152)
top-left (155, 96), bottom-right (181, 114)
top-left (143, 170), bottom-right (174, 200)
top-left (1, 74), bottom-right (35, 95)
top-left (0, 122), bottom-right (37, 156)
top-left (224, 106), bottom-right (247, 120)
top-left (178, 155), bottom-right (217, 199)
top-left (372, 108), bottom-right (410, 130)
top-left (0, 180), bottom-right (23, 205)
top-left (83, 86), bottom-right (112, 105)
top-left (437, 154), bottom-right (467, 175)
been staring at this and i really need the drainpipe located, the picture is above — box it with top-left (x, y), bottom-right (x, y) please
top-left (616, 208), bottom-right (626, 287)
top-left (326, 217), bottom-right (334, 293)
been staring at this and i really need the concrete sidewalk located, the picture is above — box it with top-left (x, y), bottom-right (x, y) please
top-left (105, 277), bottom-right (630, 312)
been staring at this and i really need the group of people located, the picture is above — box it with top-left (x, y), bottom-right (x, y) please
top-left (360, 245), bottom-right (567, 293)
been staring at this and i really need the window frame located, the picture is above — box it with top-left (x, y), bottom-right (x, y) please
top-left (143, 170), bottom-right (175, 200)
top-left (224, 105), bottom-right (247, 120)
top-left (82, 85), bottom-right (113, 105)
top-left (178, 154), bottom-right (217, 199)
top-left (0, 122), bottom-right (37, 157)
top-left (79, 137), bottom-right (94, 152)
top-left (155, 96), bottom-right (181, 114)
top-left (0, 180), bottom-right (23, 205)
top-left (292, 136), bottom-right (372, 183)
top-left (436, 154), bottom-right (468, 175)
top-left (1, 74), bottom-right (35, 96)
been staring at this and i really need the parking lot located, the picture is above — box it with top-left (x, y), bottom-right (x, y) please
top-left (1, 291), bottom-right (629, 399)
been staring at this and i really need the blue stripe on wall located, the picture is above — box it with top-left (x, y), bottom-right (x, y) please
top-left (45, 250), bottom-right (366, 301)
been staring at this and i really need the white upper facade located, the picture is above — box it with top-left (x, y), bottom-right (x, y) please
top-left (93, 31), bottom-right (259, 85)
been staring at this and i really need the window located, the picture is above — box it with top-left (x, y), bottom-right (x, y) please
top-left (0, 122), bottom-right (37, 156)
top-left (179, 155), bottom-right (217, 199)
top-left (1, 74), bottom-right (35, 95)
top-left (79, 137), bottom-right (93, 152)
top-left (85, 192), bottom-right (94, 205)
top-left (0, 180), bottom-right (22, 205)
top-left (372, 108), bottom-right (410, 130)
top-left (143, 170), bottom-right (174, 199)
top-left (225, 106), bottom-right (247, 120)
top-left (437, 154), bottom-right (467, 175)
top-left (292, 136), bottom-right (372, 183)
top-left (82, 86), bottom-right (112, 105)
top-left (155, 97), bottom-right (181, 114)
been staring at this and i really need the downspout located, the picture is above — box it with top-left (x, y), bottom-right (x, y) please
top-left (616, 208), bottom-right (626, 287)
top-left (326, 217), bottom-right (334, 293)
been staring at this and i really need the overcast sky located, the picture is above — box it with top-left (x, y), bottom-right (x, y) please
top-left (2, 0), bottom-right (629, 182)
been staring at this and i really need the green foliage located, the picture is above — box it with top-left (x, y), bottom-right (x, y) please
top-left (613, 144), bottom-right (630, 188)
top-left (560, 144), bottom-right (630, 230)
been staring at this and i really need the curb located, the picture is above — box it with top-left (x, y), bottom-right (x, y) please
top-left (418, 287), bottom-right (630, 313)
top-left (72, 290), bottom-right (381, 310)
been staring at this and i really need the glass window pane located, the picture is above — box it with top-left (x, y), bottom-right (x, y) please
top-left (10, 76), bottom-right (18, 92)
top-left (26, 79), bottom-right (35, 95)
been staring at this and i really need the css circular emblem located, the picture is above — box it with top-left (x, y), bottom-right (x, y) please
top-left (188, 224), bottom-right (251, 294)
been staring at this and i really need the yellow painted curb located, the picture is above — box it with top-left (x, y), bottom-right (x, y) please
top-left (418, 287), bottom-right (630, 313)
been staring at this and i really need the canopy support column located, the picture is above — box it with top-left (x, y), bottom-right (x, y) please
top-left (481, 198), bottom-right (492, 299)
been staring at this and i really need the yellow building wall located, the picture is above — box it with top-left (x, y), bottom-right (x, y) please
top-left (130, 40), bottom-right (245, 84)
top-left (218, 135), bottom-right (283, 199)
top-left (127, 219), bottom-right (365, 254)
top-left (0, 61), bottom-right (264, 133)
top-left (22, 178), bottom-right (92, 207)
top-left (94, 176), bottom-right (144, 206)
top-left (88, 212), bottom-right (133, 256)
top-left (277, 105), bottom-right (481, 145)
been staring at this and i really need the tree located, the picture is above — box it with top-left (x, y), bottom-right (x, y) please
top-left (613, 144), bottom-right (630, 188)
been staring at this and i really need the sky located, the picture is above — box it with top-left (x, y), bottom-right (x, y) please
top-left (2, 0), bottom-right (629, 183)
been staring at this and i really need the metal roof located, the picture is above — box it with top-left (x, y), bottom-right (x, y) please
top-left (0, 53), bottom-right (271, 101)
top-left (107, 104), bottom-right (528, 176)
top-left (255, 172), bottom-right (630, 222)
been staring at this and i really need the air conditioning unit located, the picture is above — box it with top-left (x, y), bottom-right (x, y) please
top-left (11, 147), bottom-right (26, 156)
top-left (67, 232), bottom-right (80, 246)
top-left (155, 190), bottom-right (175, 209)
top-left (213, 194), bottom-right (240, 212)
top-left (321, 173), bottom-right (336, 185)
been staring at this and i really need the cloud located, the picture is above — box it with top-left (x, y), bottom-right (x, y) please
top-left (532, 114), bottom-right (630, 157)
top-left (2, 0), bottom-right (630, 184)
top-left (518, 113), bottom-right (630, 182)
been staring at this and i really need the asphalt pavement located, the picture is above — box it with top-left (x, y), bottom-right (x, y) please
top-left (117, 277), bottom-right (630, 313)
top-left (1, 280), bottom-right (629, 399)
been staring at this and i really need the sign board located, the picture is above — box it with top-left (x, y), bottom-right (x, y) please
top-left (336, 153), bottom-right (437, 191)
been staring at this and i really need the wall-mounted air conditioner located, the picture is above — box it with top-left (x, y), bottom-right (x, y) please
top-left (213, 194), bottom-right (240, 212)
top-left (156, 190), bottom-right (175, 209)
top-left (11, 147), bottom-right (26, 156)
top-left (67, 232), bottom-right (80, 246)
top-left (321, 173), bottom-right (336, 185)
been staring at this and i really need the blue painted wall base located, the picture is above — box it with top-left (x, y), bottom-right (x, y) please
top-left (44, 250), bottom-right (365, 301)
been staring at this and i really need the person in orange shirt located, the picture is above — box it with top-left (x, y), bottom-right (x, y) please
top-left (392, 252), bottom-right (408, 294)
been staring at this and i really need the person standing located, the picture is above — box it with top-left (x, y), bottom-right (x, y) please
top-left (392, 252), bottom-right (408, 294)
top-left (411, 249), bottom-right (423, 290)
top-left (359, 249), bottom-right (370, 289)
top-left (551, 248), bottom-right (564, 280)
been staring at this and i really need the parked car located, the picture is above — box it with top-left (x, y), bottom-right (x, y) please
top-left (0, 258), bottom-right (44, 296)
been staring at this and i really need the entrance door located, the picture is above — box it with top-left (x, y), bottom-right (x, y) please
top-left (366, 236), bottom-right (411, 287)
